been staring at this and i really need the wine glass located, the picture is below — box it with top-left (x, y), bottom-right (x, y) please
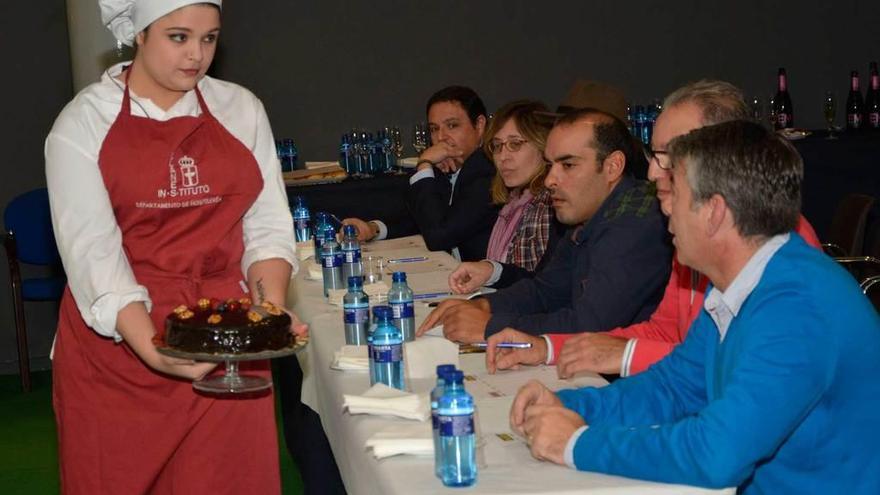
top-left (750, 96), bottom-right (763, 123)
top-left (413, 124), bottom-right (428, 154)
top-left (766, 96), bottom-right (777, 130)
top-left (824, 91), bottom-right (837, 140)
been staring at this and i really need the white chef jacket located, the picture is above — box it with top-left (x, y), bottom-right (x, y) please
top-left (45, 62), bottom-right (297, 341)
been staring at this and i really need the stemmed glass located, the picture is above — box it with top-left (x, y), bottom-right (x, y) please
top-left (824, 91), bottom-right (838, 140)
top-left (390, 126), bottom-right (407, 175)
top-left (413, 124), bottom-right (429, 154)
top-left (767, 96), bottom-right (777, 130)
top-left (750, 97), bottom-right (763, 124)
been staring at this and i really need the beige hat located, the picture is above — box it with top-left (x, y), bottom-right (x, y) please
top-left (558, 80), bottom-right (629, 123)
top-left (100, 0), bottom-right (222, 46)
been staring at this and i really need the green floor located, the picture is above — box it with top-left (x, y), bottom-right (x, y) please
top-left (0, 370), bottom-right (304, 494)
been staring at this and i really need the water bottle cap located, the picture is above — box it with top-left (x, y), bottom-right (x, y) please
top-left (343, 224), bottom-right (357, 236)
top-left (294, 196), bottom-right (306, 208)
top-left (449, 370), bottom-right (464, 384)
top-left (348, 276), bottom-right (363, 289)
top-left (392, 271), bottom-right (407, 282)
top-left (436, 364), bottom-right (456, 378)
top-left (372, 305), bottom-right (392, 319)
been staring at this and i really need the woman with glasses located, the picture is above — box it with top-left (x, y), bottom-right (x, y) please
top-left (449, 100), bottom-right (564, 294)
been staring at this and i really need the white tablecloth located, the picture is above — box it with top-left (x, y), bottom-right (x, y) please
top-left (286, 235), bottom-right (732, 495)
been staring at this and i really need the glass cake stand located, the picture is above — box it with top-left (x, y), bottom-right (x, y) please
top-left (157, 336), bottom-right (308, 394)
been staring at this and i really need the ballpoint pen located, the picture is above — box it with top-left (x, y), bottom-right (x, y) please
top-left (470, 342), bottom-right (532, 349)
top-left (412, 291), bottom-right (452, 300)
top-left (387, 256), bottom-right (428, 264)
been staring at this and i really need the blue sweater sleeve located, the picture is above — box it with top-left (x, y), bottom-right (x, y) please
top-left (565, 294), bottom-right (836, 489)
top-left (557, 312), bottom-right (710, 426)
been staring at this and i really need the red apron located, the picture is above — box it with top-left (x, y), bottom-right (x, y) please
top-left (52, 71), bottom-right (281, 494)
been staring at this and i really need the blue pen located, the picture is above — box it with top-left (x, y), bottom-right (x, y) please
top-left (413, 291), bottom-right (452, 300)
top-left (388, 256), bottom-right (428, 264)
top-left (471, 342), bottom-right (533, 349)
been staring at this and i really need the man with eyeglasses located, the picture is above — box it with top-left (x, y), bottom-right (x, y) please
top-left (483, 80), bottom-right (820, 378)
top-left (343, 86), bottom-right (499, 262)
top-left (418, 108), bottom-right (672, 344)
top-left (508, 119), bottom-right (880, 493)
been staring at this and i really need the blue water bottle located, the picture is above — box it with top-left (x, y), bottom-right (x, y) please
top-left (279, 138), bottom-right (298, 172)
top-left (432, 364), bottom-right (457, 478)
top-left (341, 224), bottom-right (363, 282)
top-left (437, 370), bottom-right (477, 487)
top-left (343, 276), bottom-right (370, 345)
top-left (369, 305), bottom-right (405, 390)
top-left (313, 212), bottom-right (329, 254)
top-left (292, 196), bottom-right (312, 243)
top-left (320, 232), bottom-right (344, 296)
top-left (388, 271), bottom-right (415, 342)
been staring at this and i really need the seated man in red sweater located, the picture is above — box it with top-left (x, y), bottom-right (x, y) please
top-left (486, 80), bottom-right (821, 377)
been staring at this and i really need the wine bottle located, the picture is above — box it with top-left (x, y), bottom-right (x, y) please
top-left (867, 62), bottom-right (880, 129)
top-left (845, 70), bottom-right (864, 131)
top-left (773, 68), bottom-right (794, 129)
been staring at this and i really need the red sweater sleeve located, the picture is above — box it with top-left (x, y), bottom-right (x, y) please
top-left (546, 259), bottom-right (686, 368)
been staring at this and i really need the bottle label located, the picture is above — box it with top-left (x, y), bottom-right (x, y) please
top-left (322, 252), bottom-right (343, 268)
top-left (295, 218), bottom-right (310, 231)
top-left (848, 113), bottom-right (863, 128)
top-left (438, 413), bottom-right (475, 437)
top-left (390, 301), bottom-right (415, 319)
top-left (776, 113), bottom-right (791, 127)
top-left (343, 305), bottom-right (369, 324)
top-left (371, 343), bottom-right (402, 363)
top-left (870, 113), bottom-right (879, 127)
top-left (344, 248), bottom-right (361, 263)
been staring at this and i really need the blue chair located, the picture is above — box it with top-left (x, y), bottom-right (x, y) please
top-left (3, 188), bottom-right (65, 392)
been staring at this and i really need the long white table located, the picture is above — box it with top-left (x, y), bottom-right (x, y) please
top-left (287, 236), bottom-right (732, 495)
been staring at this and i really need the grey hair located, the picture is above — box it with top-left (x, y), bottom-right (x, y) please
top-left (668, 120), bottom-right (802, 239)
top-left (663, 80), bottom-right (751, 126)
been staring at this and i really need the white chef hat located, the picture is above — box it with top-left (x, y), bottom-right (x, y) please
top-left (100, 0), bottom-right (223, 47)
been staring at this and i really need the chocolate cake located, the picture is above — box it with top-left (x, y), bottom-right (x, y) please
top-left (164, 298), bottom-right (293, 354)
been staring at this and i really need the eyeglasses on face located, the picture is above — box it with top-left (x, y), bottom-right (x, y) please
top-left (489, 138), bottom-right (529, 154)
top-left (643, 147), bottom-right (672, 170)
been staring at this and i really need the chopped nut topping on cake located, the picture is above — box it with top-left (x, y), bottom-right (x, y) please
top-left (197, 298), bottom-right (211, 309)
top-left (247, 310), bottom-right (263, 322)
top-left (261, 301), bottom-right (284, 316)
top-left (178, 310), bottom-right (195, 320)
top-left (239, 297), bottom-right (252, 305)
top-left (207, 314), bottom-right (222, 324)
top-left (173, 304), bottom-right (189, 315)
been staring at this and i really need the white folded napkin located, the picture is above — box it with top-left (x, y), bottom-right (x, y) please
top-left (363, 281), bottom-right (389, 299)
top-left (296, 241), bottom-right (315, 261)
top-left (328, 282), bottom-right (390, 306)
top-left (422, 325), bottom-right (445, 338)
top-left (404, 336), bottom-right (459, 380)
top-left (332, 345), bottom-right (369, 371)
top-left (343, 383), bottom-right (429, 421)
top-left (306, 262), bottom-right (322, 281)
top-left (365, 423), bottom-right (433, 459)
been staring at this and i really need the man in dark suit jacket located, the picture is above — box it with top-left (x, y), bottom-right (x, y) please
top-left (344, 86), bottom-right (499, 261)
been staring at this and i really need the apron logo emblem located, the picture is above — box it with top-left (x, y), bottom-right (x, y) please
top-left (158, 155), bottom-right (210, 198)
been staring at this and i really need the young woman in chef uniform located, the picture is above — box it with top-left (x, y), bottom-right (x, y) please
top-left (45, 1), bottom-right (305, 492)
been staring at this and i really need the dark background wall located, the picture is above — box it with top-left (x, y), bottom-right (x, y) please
top-left (0, 0), bottom-right (878, 373)
top-left (0, 1), bottom-right (71, 374)
top-left (216, 0), bottom-right (880, 161)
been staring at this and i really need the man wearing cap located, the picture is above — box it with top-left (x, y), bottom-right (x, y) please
top-left (46, 1), bottom-right (305, 492)
top-left (418, 108), bottom-right (672, 344)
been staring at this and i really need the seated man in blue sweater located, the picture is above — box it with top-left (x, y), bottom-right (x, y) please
top-left (510, 120), bottom-right (880, 493)
top-left (418, 108), bottom-right (672, 343)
